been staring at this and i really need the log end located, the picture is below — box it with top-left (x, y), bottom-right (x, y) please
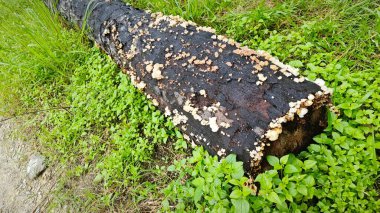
top-left (250, 93), bottom-right (331, 175)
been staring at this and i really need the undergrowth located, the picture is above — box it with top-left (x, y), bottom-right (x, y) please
top-left (0, 0), bottom-right (379, 212)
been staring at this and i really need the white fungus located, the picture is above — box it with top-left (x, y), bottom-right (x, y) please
top-left (209, 117), bottom-right (219, 132)
top-left (152, 63), bottom-right (164, 80)
top-left (136, 81), bottom-right (146, 90)
top-left (265, 127), bottom-right (282, 141)
top-left (172, 113), bottom-right (188, 125)
top-left (199, 89), bottom-right (207, 97)
top-left (146, 64), bottom-right (153, 72)
top-left (164, 106), bottom-right (171, 116)
top-left (152, 99), bottom-right (159, 106)
top-left (297, 108), bottom-right (308, 118)
top-left (217, 148), bottom-right (226, 156)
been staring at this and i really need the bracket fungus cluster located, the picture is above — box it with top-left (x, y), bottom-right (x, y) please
top-left (53, 0), bottom-right (331, 174)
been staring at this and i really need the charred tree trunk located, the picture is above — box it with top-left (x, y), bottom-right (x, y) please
top-left (51, 0), bottom-right (331, 173)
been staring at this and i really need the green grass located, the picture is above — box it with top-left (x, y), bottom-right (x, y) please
top-left (0, 0), bottom-right (379, 212)
top-left (0, 0), bottom-right (88, 116)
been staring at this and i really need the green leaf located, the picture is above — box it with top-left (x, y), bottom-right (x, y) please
top-left (231, 199), bottom-right (250, 213)
top-left (297, 185), bottom-right (308, 196)
top-left (93, 173), bottom-right (103, 184)
top-left (267, 192), bottom-right (282, 205)
top-left (267, 155), bottom-right (280, 167)
top-left (162, 199), bottom-right (170, 209)
top-left (334, 121), bottom-right (349, 133)
top-left (225, 154), bottom-right (237, 163)
top-left (359, 90), bottom-right (374, 104)
top-left (280, 155), bottom-right (289, 165)
top-left (352, 128), bottom-right (365, 140)
top-left (303, 160), bottom-right (317, 170)
top-left (194, 187), bottom-right (203, 203)
top-left (230, 189), bottom-right (243, 199)
top-left (229, 179), bottom-right (241, 186)
top-left (255, 173), bottom-right (272, 189)
top-left (284, 191), bottom-right (294, 202)
top-left (192, 177), bottom-right (205, 187)
top-left (242, 186), bottom-right (253, 197)
top-left (167, 165), bottom-right (175, 172)
top-left (231, 162), bottom-right (245, 179)
top-left (284, 164), bottom-right (301, 174)
top-left (289, 60), bottom-right (303, 68)
top-left (375, 142), bottom-right (380, 149)
top-left (308, 144), bottom-right (321, 153)
top-left (303, 175), bottom-right (315, 187)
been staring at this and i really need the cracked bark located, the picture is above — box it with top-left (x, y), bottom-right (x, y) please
top-left (50, 0), bottom-right (331, 174)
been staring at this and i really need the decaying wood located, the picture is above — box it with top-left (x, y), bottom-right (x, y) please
top-left (51, 0), bottom-right (331, 173)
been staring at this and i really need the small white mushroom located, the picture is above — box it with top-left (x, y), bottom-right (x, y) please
top-left (201, 119), bottom-right (209, 126)
top-left (152, 99), bottom-right (159, 106)
top-left (135, 81), bottom-right (146, 90)
top-left (297, 108), bottom-right (308, 118)
top-left (209, 117), bottom-right (219, 132)
top-left (249, 150), bottom-right (257, 158)
top-left (315, 78), bottom-right (325, 86)
top-left (217, 148), bottom-right (226, 156)
top-left (289, 102), bottom-right (297, 108)
top-left (289, 108), bottom-right (297, 113)
top-left (257, 73), bottom-right (267, 82)
top-left (164, 106), bottom-right (171, 116)
top-left (146, 64), bottom-right (153, 72)
top-left (220, 122), bottom-right (231, 128)
top-left (199, 89), bottom-right (207, 97)
top-left (183, 134), bottom-right (190, 141)
top-left (265, 127), bottom-right (282, 141)
top-left (172, 113), bottom-right (188, 125)
top-left (152, 63), bottom-right (164, 80)
top-left (304, 100), bottom-right (313, 107)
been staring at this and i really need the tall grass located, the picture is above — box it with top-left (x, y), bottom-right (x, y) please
top-left (0, 0), bottom-right (89, 115)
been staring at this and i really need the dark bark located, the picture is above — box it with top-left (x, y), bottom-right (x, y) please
top-left (52, 0), bottom-right (331, 174)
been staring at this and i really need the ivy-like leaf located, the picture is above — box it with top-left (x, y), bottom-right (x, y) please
top-left (255, 173), bottom-right (272, 189)
top-left (192, 177), bottom-right (205, 188)
top-left (194, 187), bottom-right (203, 203)
top-left (267, 192), bottom-right (282, 205)
top-left (231, 198), bottom-right (250, 213)
top-left (297, 185), bottom-right (308, 196)
top-left (303, 175), bottom-right (315, 187)
top-left (267, 155), bottom-right (280, 167)
top-left (304, 160), bottom-right (317, 170)
top-left (230, 189), bottom-right (243, 199)
top-left (284, 164), bottom-right (301, 174)
top-left (280, 155), bottom-right (289, 165)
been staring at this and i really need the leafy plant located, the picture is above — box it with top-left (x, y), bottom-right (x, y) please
top-left (162, 147), bottom-right (253, 212)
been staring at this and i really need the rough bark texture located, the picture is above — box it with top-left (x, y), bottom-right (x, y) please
top-left (52, 0), bottom-right (331, 174)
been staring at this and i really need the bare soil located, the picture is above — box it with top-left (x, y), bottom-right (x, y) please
top-left (0, 118), bottom-right (54, 213)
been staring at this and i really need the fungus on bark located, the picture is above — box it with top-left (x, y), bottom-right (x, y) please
top-left (51, 0), bottom-right (331, 174)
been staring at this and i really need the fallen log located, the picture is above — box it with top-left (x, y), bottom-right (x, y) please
top-left (51, 0), bottom-right (331, 173)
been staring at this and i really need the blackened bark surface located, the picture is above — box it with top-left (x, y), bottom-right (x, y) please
top-left (53, 0), bottom-right (330, 173)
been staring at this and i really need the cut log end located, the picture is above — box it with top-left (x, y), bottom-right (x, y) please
top-left (257, 94), bottom-right (329, 174)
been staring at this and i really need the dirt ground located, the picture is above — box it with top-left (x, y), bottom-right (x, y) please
top-left (0, 118), bottom-right (54, 212)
